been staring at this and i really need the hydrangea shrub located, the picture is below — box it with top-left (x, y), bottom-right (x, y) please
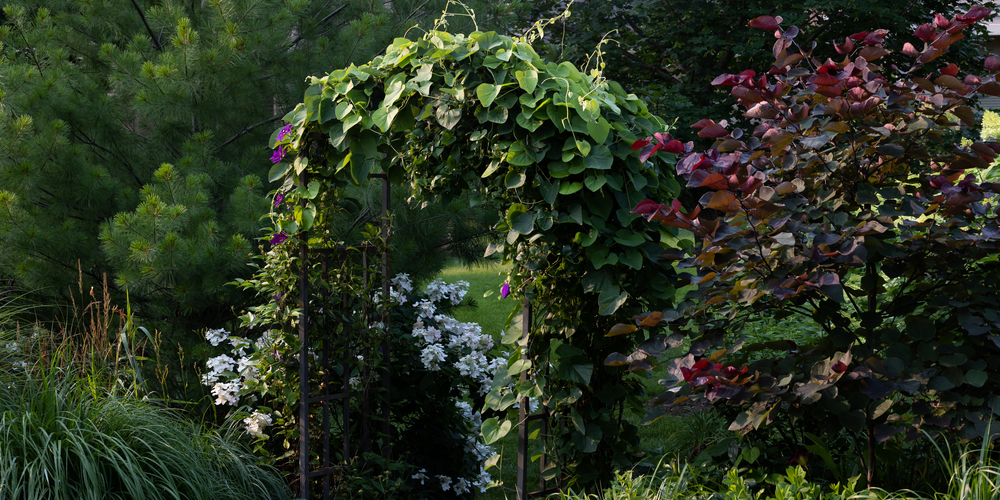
top-left (210, 272), bottom-right (503, 497)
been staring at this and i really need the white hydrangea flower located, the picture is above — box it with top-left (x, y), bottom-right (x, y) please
top-left (420, 344), bottom-right (446, 371)
top-left (237, 356), bottom-right (259, 379)
top-left (454, 400), bottom-right (474, 421)
top-left (453, 477), bottom-right (471, 495)
top-left (411, 468), bottom-right (428, 484)
top-left (473, 469), bottom-right (494, 492)
top-left (203, 354), bottom-right (236, 386)
top-left (211, 381), bottom-right (240, 405)
top-left (391, 273), bottom-right (413, 292)
top-left (448, 280), bottom-right (469, 305)
top-left (418, 325), bottom-right (442, 344)
top-left (416, 299), bottom-right (436, 319)
top-left (229, 337), bottom-right (252, 357)
top-left (243, 411), bottom-right (272, 435)
top-left (434, 314), bottom-right (460, 333)
top-left (436, 475), bottom-right (452, 491)
top-left (205, 328), bottom-right (229, 346)
top-left (455, 351), bottom-right (488, 380)
top-left (465, 436), bottom-right (494, 461)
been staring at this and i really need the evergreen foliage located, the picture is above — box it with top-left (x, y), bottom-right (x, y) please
top-left (0, 0), bottom-right (517, 330)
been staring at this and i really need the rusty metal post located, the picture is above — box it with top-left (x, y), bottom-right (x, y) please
top-left (516, 297), bottom-right (532, 500)
top-left (379, 174), bottom-right (392, 457)
top-left (298, 171), bottom-right (311, 499)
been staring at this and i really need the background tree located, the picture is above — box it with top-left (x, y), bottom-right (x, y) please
top-left (0, 0), bottom-right (517, 332)
top-left (526, 0), bottom-right (998, 141)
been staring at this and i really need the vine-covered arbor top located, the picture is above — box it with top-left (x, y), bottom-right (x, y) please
top-left (268, 29), bottom-right (679, 299)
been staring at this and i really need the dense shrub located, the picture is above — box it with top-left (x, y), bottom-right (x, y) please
top-left (610, 3), bottom-right (1000, 488)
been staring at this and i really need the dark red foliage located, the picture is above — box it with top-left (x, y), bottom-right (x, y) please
top-left (835, 38), bottom-right (855, 55)
top-left (986, 56), bottom-right (1000, 72)
top-left (631, 138), bottom-right (651, 151)
top-left (747, 15), bottom-right (781, 31)
top-left (914, 23), bottom-right (937, 43)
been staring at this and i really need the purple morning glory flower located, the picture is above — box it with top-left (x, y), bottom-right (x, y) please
top-left (273, 193), bottom-right (283, 207)
top-left (500, 282), bottom-right (511, 299)
top-left (276, 124), bottom-right (292, 142)
top-left (270, 231), bottom-right (288, 245)
top-left (270, 145), bottom-right (286, 164)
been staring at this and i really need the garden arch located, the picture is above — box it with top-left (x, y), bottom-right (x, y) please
top-left (269, 27), bottom-right (683, 498)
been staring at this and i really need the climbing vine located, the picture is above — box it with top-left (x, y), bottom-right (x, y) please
top-left (265, 25), bottom-right (681, 488)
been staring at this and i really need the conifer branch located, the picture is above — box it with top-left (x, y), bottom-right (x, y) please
top-left (129, 0), bottom-right (163, 51)
top-left (321, 5), bottom-right (347, 24)
top-left (73, 131), bottom-right (144, 187)
top-left (220, 116), bottom-right (283, 148)
top-left (619, 50), bottom-right (680, 85)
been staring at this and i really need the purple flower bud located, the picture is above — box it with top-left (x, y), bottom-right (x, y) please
top-left (500, 282), bottom-right (511, 299)
top-left (276, 124), bottom-right (293, 142)
top-left (270, 145), bottom-right (286, 164)
top-left (273, 193), bottom-right (284, 207)
top-left (270, 231), bottom-right (288, 245)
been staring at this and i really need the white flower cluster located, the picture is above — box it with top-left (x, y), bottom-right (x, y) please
top-left (201, 328), bottom-right (260, 408)
top-left (211, 381), bottom-right (240, 406)
top-left (410, 288), bottom-right (503, 396)
top-left (243, 411), bottom-right (272, 435)
top-left (424, 279), bottom-right (469, 305)
top-left (375, 273), bottom-right (414, 306)
top-left (420, 344), bottom-right (447, 370)
top-left (206, 328), bottom-right (229, 346)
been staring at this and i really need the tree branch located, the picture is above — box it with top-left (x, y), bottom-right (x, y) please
top-left (129, 0), bottom-right (163, 51)
top-left (619, 50), bottom-right (681, 85)
top-left (220, 115), bottom-right (283, 148)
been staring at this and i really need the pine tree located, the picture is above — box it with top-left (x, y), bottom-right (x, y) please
top-left (0, 0), bottom-right (518, 328)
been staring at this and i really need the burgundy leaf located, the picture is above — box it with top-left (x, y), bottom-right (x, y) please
top-left (914, 23), bottom-right (936, 42)
top-left (690, 119), bottom-right (716, 130)
top-left (934, 13), bottom-right (952, 29)
top-left (986, 56), bottom-right (1000, 72)
top-left (698, 124), bottom-right (729, 138)
top-left (661, 140), bottom-right (685, 154)
top-left (631, 138), bottom-right (651, 151)
top-left (941, 63), bottom-right (960, 76)
top-left (956, 5), bottom-right (992, 23)
top-left (862, 29), bottom-right (888, 45)
top-left (835, 37), bottom-right (854, 55)
top-left (711, 73), bottom-right (740, 86)
top-left (848, 31), bottom-right (868, 41)
top-left (748, 15), bottom-right (781, 31)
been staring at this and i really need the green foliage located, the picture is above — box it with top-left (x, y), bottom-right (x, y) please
top-left (525, 0), bottom-right (998, 143)
top-left (0, 0), bottom-right (517, 333)
top-left (267, 20), bottom-right (681, 489)
top-left (610, 6), bottom-right (1000, 489)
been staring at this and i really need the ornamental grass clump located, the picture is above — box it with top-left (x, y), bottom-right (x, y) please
top-left (0, 366), bottom-right (292, 500)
